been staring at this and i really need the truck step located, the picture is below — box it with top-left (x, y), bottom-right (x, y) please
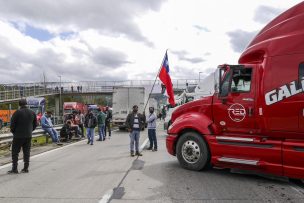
top-left (218, 157), bottom-right (258, 166)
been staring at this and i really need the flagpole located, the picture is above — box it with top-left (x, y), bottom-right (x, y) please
top-left (143, 49), bottom-right (168, 113)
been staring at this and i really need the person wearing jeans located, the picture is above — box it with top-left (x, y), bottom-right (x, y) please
top-left (86, 128), bottom-right (95, 145)
top-left (126, 105), bottom-right (144, 157)
top-left (130, 130), bottom-right (140, 156)
top-left (84, 109), bottom-right (97, 145)
top-left (97, 108), bottom-right (106, 141)
top-left (147, 107), bottom-right (157, 151)
top-left (41, 111), bottom-right (61, 145)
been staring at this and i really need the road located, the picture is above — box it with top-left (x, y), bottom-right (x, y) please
top-left (0, 122), bottom-right (304, 203)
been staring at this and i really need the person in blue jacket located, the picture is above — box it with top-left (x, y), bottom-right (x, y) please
top-left (41, 111), bottom-right (62, 145)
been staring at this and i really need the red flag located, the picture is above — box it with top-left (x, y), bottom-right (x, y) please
top-left (159, 52), bottom-right (175, 106)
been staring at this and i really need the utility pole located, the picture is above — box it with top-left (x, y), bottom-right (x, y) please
top-left (58, 75), bottom-right (62, 116)
top-left (43, 71), bottom-right (47, 93)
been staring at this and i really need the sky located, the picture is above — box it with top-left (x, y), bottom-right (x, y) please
top-left (0, 0), bottom-right (302, 83)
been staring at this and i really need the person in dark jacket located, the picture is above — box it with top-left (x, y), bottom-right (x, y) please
top-left (84, 109), bottom-right (97, 145)
top-left (104, 106), bottom-right (112, 139)
top-left (8, 99), bottom-right (37, 174)
top-left (126, 105), bottom-right (144, 157)
top-left (60, 120), bottom-right (73, 141)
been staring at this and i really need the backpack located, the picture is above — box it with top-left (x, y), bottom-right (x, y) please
top-left (87, 115), bottom-right (97, 128)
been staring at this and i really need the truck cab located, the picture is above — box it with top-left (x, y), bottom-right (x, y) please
top-left (166, 2), bottom-right (304, 180)
top-left (26, 97), bottom-right (46, 125)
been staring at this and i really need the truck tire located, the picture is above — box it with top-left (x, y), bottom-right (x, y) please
top-left (0, 119), bottom-right (2, 130)
top-left (176, 131), bottom-right (210, 171)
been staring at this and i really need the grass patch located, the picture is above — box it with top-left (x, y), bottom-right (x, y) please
top-left (32, 135), bottom-right (49, 146)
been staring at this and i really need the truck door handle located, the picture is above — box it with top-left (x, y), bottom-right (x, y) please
top-left (248, 107), bottom-right (253, 117)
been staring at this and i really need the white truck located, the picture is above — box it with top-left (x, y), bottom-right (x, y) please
top-left (112, 87), bottom-right (146, 130)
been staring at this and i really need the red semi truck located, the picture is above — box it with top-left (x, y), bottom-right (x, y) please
top-left (166, 2), bottom-right (304, 180)
top-left (63, 102), bottom-right (86, 116)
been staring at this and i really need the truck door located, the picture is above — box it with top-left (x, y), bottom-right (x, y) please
top-left (213, 66), bottom-right (257, 133)
top-left (212, 65), bottom-right (282, 176)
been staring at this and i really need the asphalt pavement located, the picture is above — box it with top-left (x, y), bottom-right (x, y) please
top-left (0, 122), bottom-right (304, 203)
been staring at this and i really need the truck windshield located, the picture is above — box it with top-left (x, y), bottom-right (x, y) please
top-left (29, 106), bottom-right (41, 114)
top-left (64, 109), bottom-right (73, 114)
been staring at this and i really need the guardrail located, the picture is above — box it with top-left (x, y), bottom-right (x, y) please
top-left (0, 125), bottom-right (63, 144)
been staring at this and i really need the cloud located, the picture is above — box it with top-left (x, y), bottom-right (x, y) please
top-left (92, 47), bottom-right (131, 69)
top-left (0, 23), bottom-right (129, 83)
top-left (0, 0), bottom-right (167, 45)
top-left (170, 66), bottom-right (201, 79)
top-left (171, 50), bottom-right (205, 64)
top-left (226, 30), bottom-right (257, 53)
top-left (254, 5), bottom-right (284, 24)
top-left (193, 25), bottom-right (210, 32)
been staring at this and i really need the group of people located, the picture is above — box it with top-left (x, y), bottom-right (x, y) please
top-left (83, 107), bottom-right (112, 145)
top-left (7, 98), bottom-right (157, 174)
top-left (61, 111), bottom-right (85, 141)
top-left (126, 105), bottom-right (157, 157)
top-left (54, 85), bottom-right (83, 93)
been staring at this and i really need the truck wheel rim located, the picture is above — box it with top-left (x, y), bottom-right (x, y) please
top-left (182, 140), bottom-right (201, 164)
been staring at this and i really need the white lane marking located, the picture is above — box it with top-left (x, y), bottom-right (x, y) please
top-left (99, 189), bottom-right (114, 203)
top-left (98, 127), bottom-right (157, 202)
top-left (140, 138), bottom-right (149, 152)
top-left (290, 186), bottom-right (304, 195)
top-left (0, 129), bottom-right (120, 170)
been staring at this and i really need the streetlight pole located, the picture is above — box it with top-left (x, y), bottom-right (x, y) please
top-left (58, 75), bottom-right (62, 116)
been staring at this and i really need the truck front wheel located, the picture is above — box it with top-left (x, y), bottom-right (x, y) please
top-left (176, 131), bottom-right (210, 171)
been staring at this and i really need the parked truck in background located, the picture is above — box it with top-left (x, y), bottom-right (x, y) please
top-left (26, 97), bottom-right (46, 125)
top-left (166, 2), bottom-right (304, 180)
top-left (86, 104), bottom-right (103, 116)
top-left (112, 87), bottom-right (145, 130)
top-left (63, 102), bottom-right (86, 116)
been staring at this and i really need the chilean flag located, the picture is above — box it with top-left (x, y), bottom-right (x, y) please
top-left (158, 52), bottom-right (175, 106)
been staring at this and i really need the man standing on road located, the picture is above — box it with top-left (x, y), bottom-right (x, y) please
top-left (104, 106), bottom-right (112, 139)
top-left (147, 107), bottom-right (157, 151)
top-left (126, 105), bottom-right (144, 157)
top-left (41, 111), bottom-right (62, 145)
top-left (8, 99), bottom-right (37, 174)
top-left (84, 109), bottom-right (97, 145)
top-left (97, 108), bottom-right (106, 141)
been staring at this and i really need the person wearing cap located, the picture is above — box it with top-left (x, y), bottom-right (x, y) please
top-left (8, 99), bottom-right (37, 174)
top-left (41, 111), bottom-right (62, 145)
top-left (126, 105), bottom-right (145, 157)
top-left (147, 107), bottom-right (157, 151)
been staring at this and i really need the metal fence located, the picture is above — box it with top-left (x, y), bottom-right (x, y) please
top-left (0, 125), bottom-right (63, 144)
top-left (0, 79), bottom-right (198, 102)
